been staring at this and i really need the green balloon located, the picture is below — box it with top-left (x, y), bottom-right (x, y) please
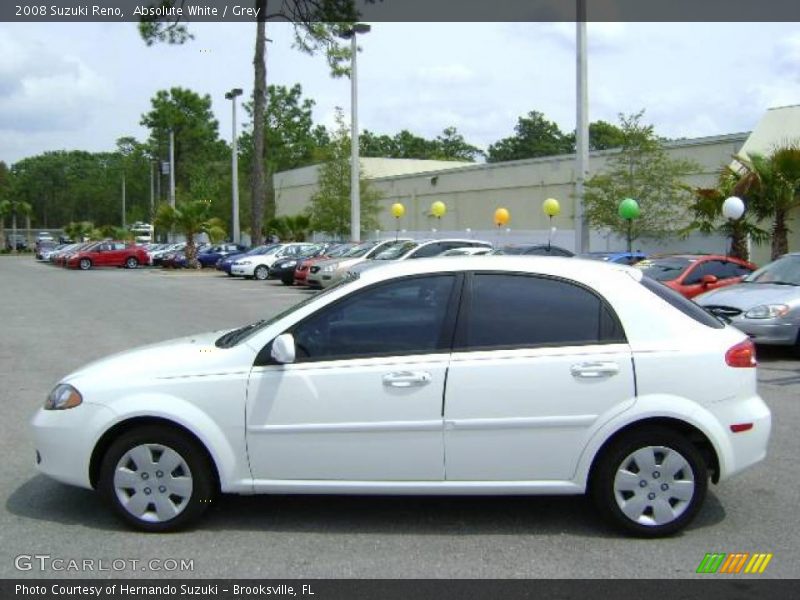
top-left (618, 198), bottom-right (640, 220)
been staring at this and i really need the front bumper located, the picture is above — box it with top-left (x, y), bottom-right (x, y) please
top-left (31, 403), bottom-right (117, 490)
top-left (729, 317), bottom-right (799, 346)
top-left (231, 264), bottom-right (255, 277)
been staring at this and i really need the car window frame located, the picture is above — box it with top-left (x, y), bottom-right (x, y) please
top-left (256, 272), bottom-right (465, 365)
top-left (451, 271), bottom-right (627, 353)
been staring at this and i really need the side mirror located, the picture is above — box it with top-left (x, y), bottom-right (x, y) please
top-left (270, 333), bottom-right (296, 364)
top-left (701, 274), bottom-right (718, 286)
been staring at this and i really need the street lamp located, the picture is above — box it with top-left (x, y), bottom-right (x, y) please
top-left (339, 23), bottom-right (371, 242)
top-left (225, 87), bottom-right (243, 244)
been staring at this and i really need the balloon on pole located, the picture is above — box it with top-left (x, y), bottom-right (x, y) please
top-left (542, 198), bottom-right (560, 249)
top-left (722, 196), bottom-right (745, 256)
top-left (391, 202), bottom-right (405, 240)
top-left (494, 207), bottom-right (510, 228)
top-left (431, 201), bottom-right (446, 218)
top-left (618, 198), bottom-right (640, 253)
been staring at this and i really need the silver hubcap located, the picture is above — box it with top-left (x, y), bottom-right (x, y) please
top-left (255, 267), bottom-right (267, 280)
top-left (613, 445), bottom-right (695, 527)
top-left (113, 444), bottom-right (193, 523)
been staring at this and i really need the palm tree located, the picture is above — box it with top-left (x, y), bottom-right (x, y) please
top-left (64, 221), bottom-right (96, 243)
top-left (734, 145), bottom-right (800, 260)
top-left (0, 200), bottom-right (10, 251)
top-left (265, 214), bottom-right (311, 242)
top-left (684, 167), bottom-right (770, 261)
top-left (154, 200), bottom-right (226, 268)
top-left (0, 198), bottom-right (32, 253)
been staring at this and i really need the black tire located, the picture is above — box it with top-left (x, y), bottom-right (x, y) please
top-left (281, 276), bottom-right (294, 286)
top-left (254, 265), bottom-right (269, 281)
top-left (590, 426), bottom-right (708, 537)
top-left (125, 256), bottom-right (139, 269)
top-left (98, 425), bottom-right (217, 533)
top-left (79, 258), bottom-right (92, 271)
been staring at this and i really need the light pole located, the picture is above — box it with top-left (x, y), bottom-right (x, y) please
top-left (339, 23), bottom-right (371, 242)
top-left (168, 129), bottom-right (176, 208)
top-left (225, 87), bottom-right (243, 244)
top-left (574, 0), bottom-right (589, 254)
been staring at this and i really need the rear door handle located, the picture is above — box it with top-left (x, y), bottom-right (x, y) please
top-left (570, 361), bottom-right (620, 379)
top-left (382, 371), bottom-right (432, 388)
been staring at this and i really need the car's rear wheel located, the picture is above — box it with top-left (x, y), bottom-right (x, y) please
top-left (99, 425), bottom-right (216, 532)
top-left (79, 258), bottom-right (92, 271)
top-left (254, 265), bottom-right (269, 281)
top-left (125, 257), bottom-right (139, 269)
top-left (590, 427), bottom-right (707, 537)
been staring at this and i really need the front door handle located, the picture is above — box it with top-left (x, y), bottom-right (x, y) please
top-left (570, 361), bottom-right (620, 379)
top-left (382, 371), bottom-right (432, 388)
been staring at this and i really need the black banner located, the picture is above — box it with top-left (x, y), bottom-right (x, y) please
top-left (2, 580), bottom-right (800, 600)
top-left (3, 0), bottom-right (800, 23)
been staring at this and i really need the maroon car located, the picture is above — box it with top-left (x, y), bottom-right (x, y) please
top-left (66, 241), bottom-right (148, 270)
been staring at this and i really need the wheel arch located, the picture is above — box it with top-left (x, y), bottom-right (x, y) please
top-left (89, 416), bottom-right (221, 490)
top-left (586, 417), bottom-right (721, 488)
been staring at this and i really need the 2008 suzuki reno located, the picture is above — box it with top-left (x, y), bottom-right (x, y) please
top-left (31, 256), bottom-right (771, 536)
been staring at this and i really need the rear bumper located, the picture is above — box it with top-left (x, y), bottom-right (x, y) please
top-left (715, 394), bottom-right (772, 481)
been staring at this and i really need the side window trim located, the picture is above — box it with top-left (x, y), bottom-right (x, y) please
top-left (452, 270), bottom-right (627, 353)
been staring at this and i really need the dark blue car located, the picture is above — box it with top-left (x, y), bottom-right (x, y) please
top-left (579, 251), bottom-right (647, 266)
top-left (216, 243), bottom-right (280, 275)
top-left (176, 244), bottom-right (249, 268)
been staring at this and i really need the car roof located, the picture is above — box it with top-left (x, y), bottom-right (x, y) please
top-left (354, 255), bottom-right (640, 285)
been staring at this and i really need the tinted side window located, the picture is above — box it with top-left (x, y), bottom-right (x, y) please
top-left (684, 261), bottom-right (727, 284)
top-left (459, 274), bottom-right (625, 350)
top-left (291, 275), bottom-right (457, 361)
top-left (641, 277), bottom-right (724, 329)
top-left (411, 243), bottom-right (445, 258)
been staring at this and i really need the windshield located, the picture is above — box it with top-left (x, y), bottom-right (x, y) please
top-left (744, 255), bottom-right (800, 286)
top-left (326, 243), bottom-right (357, 258)
top-left (215, 274), bottom-right (359, 348)
top-left (374, 241), bottom-right (418, 260)
top-left (496, 245), bottom-right (528, 255)
top-left (341, 241), bottom-right (378, 258)
top-left (580, 253), bottom-right (612, 261)
top-left (640, 258), bottom-right (691, 282)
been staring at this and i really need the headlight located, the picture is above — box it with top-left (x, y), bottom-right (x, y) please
top-left (744, 304), bottom-right (790, 319)
top-left (322, 262), bottom-right (339, 272)
top-left (45, 384), bottom-right (83, 410)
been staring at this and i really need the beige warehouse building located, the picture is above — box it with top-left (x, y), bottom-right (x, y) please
top-left (274, 105), bottom-right (800, 265)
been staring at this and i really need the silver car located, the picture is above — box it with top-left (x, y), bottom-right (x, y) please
top-left (696, 253), bottom-right (800, 348)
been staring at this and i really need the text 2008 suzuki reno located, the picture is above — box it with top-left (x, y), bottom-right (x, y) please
top-left (31, 257), bottom-right (771, 536)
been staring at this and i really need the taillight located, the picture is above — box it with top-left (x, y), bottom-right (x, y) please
top-left (725, 339), bottom-right (757, 368)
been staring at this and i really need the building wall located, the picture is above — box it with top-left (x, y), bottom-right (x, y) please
top-left (275, 133), bottom-right (748, 254)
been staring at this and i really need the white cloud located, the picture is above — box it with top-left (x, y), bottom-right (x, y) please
top-left (0, 31), bottom-right (109, 133)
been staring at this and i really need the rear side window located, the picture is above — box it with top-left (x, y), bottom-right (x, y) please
top-left (457, 273), bottom-right (626, 350)
top-left (640, 277), bottom-right (724, 329)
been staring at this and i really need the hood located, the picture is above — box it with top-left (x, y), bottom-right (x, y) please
top-left (63, 330), bottom-right (252, 387)
top-left (696, 282), bottom-right (800, 309)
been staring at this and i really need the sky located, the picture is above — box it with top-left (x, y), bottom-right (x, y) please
top-left (1, 21), bottom-right (800, 165)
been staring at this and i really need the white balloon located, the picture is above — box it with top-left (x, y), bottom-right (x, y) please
top-left (722, 196), bottom-right (745, 220)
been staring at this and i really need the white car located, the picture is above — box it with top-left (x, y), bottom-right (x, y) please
top-left (231, 243), bottom-right (319, 280)
top-left (31, 257), bottom-right (770, 535)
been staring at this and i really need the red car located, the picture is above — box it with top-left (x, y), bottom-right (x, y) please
top-left (638, 254), bottom-right (757, 299)
top-left (66, 241), bottom-right (149, 270)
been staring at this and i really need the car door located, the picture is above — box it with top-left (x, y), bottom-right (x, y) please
top-left (680, 260), bottom-right (730, 297)
top-left (110, 243), bottom-right (128, 266)
top-left (246, 274), bottom-right (461, 481)
top-left (443, 272), bottom-right (635, 482)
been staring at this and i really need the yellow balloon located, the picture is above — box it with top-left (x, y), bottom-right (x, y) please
top-left (494, 207), bottom-right (510, 227)
top-left (391, 202), bottom-right (406, 219)
top-left (431, 201), bottom-right (447, 218)
top-left (543, 198), bottom-right (561, 217)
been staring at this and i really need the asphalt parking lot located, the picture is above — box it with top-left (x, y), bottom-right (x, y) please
top-left (1, 257), bottom-right (798, 579)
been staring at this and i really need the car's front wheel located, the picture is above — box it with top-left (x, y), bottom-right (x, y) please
top-left (590, 427), bottom-right (707, 537)
top-left (79, 258), bottom-right (92, 271)
top-left (254, 265), bottom-right (269, 281)
top-left (99, 425), bottom-right (216, 532)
